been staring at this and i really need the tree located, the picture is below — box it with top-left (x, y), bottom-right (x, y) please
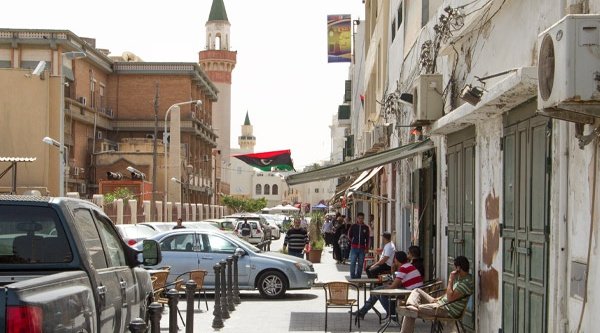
top-left (104, 187), bottom-right (134, 205)
top-left (220, 194), bottom-right (267, 213)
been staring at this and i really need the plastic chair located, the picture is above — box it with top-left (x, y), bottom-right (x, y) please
top-left (322, 281), bottom-right (360, 332)
top-left (175, 269), bottom-right (209, 311)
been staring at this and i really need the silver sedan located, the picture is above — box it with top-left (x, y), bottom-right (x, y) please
top-left (136, 229), bottom-right (317, 298)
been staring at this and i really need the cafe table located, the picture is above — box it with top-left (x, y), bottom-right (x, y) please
top-left (346, 277), bottom-right (384, 322)
top-left (368, 288), bottom-right (412, 333)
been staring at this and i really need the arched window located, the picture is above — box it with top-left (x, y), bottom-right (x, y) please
top-left (215, 33), bottom-right (222, 50)
top-left (264, 184), bottom-right (271, 195)
top-left (255, 184), bottom-right (262, 195)
top-left (272, 184), bottom-right (279, 195)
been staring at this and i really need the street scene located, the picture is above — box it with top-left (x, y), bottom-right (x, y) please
top-left (1, 0), bottom-right (600, 332)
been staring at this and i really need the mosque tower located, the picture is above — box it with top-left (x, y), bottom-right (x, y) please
top-left (238, 111), bottom-right (256, 152)
top-left (199, 0), bottom-right (236, 193)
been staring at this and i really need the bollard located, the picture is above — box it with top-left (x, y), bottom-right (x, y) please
top-left (212, 264), bottom-right (224, 328)
top-left (219, 260), bottom-right (230, 319)
top-left (185, 280), bottom-right (197, 333)
top-left (226, 256), bottom-right (235, 311)
top-left (167, 288), bottom-right (180, 333)
top-left (148, 302), bottom-right (162, 333)
top-left (128, 317), bottom-right (146, 333)
top-left (232, 254), bottom-right (241, 304)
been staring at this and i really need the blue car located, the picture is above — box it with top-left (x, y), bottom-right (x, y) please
top-left (136, 228), bottom-right (317, 298)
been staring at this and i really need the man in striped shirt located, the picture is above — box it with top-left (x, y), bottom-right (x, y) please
top-left (400, 256), bottom-right (473, 333)
top-left (283, 218), bottom-right (308, 258)
top-left (352, 251), bottom-right (423, 320)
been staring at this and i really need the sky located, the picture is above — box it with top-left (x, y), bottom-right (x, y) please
top-left (0, 0), bottom-right (365, 170)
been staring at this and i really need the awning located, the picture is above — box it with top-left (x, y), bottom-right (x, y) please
top-left (346, 166), bottom-right (383, 194)
top-left (286, 139), bottom-right (434, 186)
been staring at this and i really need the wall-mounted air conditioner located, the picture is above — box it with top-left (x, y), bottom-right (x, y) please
top-left (537, 14), bottom-right (600, 123)
top-left (78, 96), bottom-right (87, 106)
top-left (373, 125), bottom-right (386, 144)
top-left (363, 131), bottom-right (372, 151)
top-left (96, 131), bottom-right (103, 139)
top-left (411, 74), bottom-right (443, 125)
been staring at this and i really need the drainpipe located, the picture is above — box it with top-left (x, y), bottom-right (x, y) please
top-left (557, 121), bottom-right (569, 332)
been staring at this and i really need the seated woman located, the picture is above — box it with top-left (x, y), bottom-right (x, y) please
top-left (352, 251), bottom-right (424, 320)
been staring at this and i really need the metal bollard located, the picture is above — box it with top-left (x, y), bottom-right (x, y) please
top-left (212, 264), bottom-right (224, 328)
top-left (226, 256), bottom-right (235, 311)
top-left (167, 288), bottom-right (179, 333)
top-left (185, 280), bottom-right (197, 333)
top-left (128, 317), bottom-right (146, 333)
top-left (232, 254), bottom-right (241, 304)
top-left (148, 302), bottom-right (162, 333)
top-left (219, 260), bottom-right (230, 319)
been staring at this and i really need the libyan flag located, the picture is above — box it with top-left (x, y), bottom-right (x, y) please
top-left (232, 150), bottom-right (295, 172)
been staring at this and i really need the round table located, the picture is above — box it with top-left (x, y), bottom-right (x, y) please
top-left (368, 288), bottom-right (413, 333)
top-left (346, 277), bottom-right (384, 322)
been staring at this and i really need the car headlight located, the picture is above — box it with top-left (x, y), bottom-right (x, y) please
top-left (294, 262), bottom-right (311, 272)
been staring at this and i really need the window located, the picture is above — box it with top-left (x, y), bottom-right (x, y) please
top-left (94, 212), bottom-right (126, 267)
top-left (398, 3), bottom-right (403, 28)
top-left (392, 19), bottom-right (396, 41)
top-left (73, 209), bottom-right (107, 269)
top-left (264, 184), bottom-right (271, 195)
top-left (206, 234), bottom-right (236, 254)
top-left (272, 184), bottom-right (279, 195)
top-left (255, 184), bottom-right (262, 195)
top-left (315, 188), bottom-right (320, 193)
top-left (160, 234), bottom-right (196, 252)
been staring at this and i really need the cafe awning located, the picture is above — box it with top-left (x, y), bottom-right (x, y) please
top-left (286, 139), bottom-right (434, 186)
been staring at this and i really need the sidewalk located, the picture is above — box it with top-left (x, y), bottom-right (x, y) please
top-left (157, 244), bottom-right (435, 332)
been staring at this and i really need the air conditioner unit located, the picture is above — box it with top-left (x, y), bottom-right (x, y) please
top-left (72, 167), bottom-right (79, 176)
top-left (411, 74), bottom-right (443, 126)
top-left (537, 14), bottom-right (600, 123)
top-left (79, 183), bottom-right (86, 194)
top-left (96, 131), bottom-right (103, 139)
top-left (78, 97), bottom-right (87, 106)
top-left (363, 131), bottom-right (372, 150)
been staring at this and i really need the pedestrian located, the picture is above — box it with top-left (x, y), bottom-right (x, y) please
top-left (352, 251), bottom-right (424, 320)
top-left (338, 230), bottom-right (350, 264)
top-left (322, 217), bottom-right (334, 246)
top-left (348, 212), bottom-right (370, 278)
top-left (172, 218), bottom-right (185, 229)
top-left (332, 215), bottom-right (345, 263)
top-left (283, 217), bottom-right (308, 258)
top-left (366, 231), bottom-right (396, 278)
top-left (400, 256), bottom-right (473, 333)
top-left (240, 218), bottom-right (251, 242)
top-left (368, 214), bottom-right (375, 250)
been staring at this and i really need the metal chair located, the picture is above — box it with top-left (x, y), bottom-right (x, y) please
top-left (322, 281), bottom-right (360, 332)
top-left (175, 269), bottom-right (209, 311)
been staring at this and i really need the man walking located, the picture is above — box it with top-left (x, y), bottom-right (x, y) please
top-left (366, 231), bottom-right (395, 278)
top-left (240, 218), bottom-right (251, 242)
top-left (172, 218), bottom-right (186, 229)
top-left (348, 212), bottom-right (370, 278)
top-left (283, 218), bottom-right (308, 258)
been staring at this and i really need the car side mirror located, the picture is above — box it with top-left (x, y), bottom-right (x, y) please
top-left (141, 240), bottom-right (162, 266)
top-left (235, 248), bottom-right (246, 257)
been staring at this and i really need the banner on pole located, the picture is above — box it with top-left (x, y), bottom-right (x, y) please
top-left (327, 14), bottom-right (351, 63)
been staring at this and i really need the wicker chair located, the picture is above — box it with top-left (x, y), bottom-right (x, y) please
top-left (175, 269), bottom-right (209, 311)
top-left (322, 281), bottom-right (360, 332)
top-left (397, 290), bottom-right (472, 333)
top-left (154, 279), bottom-right (185, 326)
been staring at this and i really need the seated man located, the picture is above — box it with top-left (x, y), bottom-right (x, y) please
top-left (366, 231), bottom-right (395, 278)
top-left (352, 251), bottom-right (423, 320)
top-left (400, 255), bottom-right (473, 333)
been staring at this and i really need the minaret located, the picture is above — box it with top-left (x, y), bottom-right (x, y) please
top-left (199, 0), bottom-right (236, 193)
top-left (238, 111), bottom-right (256, 152)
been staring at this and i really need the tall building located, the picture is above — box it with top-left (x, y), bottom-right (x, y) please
top-left (230, 112), bottom-right (255, 197)
top-left (199, 0), bottom-right (236, 194)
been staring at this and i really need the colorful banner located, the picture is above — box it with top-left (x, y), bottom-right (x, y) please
top-left (327, 14), bottom-right (351, 63)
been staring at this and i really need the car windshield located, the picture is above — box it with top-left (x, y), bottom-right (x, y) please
top-left (120, 225), bottom-right (157, 238)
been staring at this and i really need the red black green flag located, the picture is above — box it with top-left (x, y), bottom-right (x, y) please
top-left (232, 150), bottom-right (295, 172)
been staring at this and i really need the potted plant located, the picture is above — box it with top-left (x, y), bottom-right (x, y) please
top-left (307, 211), bottom-right (325, 263)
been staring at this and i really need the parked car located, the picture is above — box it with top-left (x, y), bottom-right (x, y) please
top-left (0, 195), bottom-right (161, 332)
top-left (116, 223), bottom-right (160, 246)
top-left (140, 221), bottom-right (220, 233)
top-left (260, 214), bottom-right (281, 240)
top-left (200, 218), bottom-right (236, 231)
top-left (136, 228), bottom-right (317, 298)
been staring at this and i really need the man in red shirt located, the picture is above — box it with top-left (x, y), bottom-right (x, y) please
top-left (352, 251), bottom-right (424, 320)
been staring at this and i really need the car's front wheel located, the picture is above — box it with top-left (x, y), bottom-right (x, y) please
top-left (257, 270), bottom-right (287, 298)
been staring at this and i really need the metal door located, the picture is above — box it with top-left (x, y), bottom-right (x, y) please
top-left (502, 115), bottom-right (550, 333)
top-left (446, 127), bottom-right (476, 331)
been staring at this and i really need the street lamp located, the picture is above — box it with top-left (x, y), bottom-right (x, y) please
top-left (127, 166), bottom-right (146, 180)
top-left (42, 136), bottom-right (68, 196)
top-left (57, 51), bottom-right (86, 197)
top-left (164, 100), bottom-right (202, 220)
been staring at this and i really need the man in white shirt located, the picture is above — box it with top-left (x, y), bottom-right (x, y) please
top-left (366, 231), bottom-right (396, 278)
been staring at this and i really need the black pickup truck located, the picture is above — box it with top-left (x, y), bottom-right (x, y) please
top-left (0, 195), bottom-right (161, 332)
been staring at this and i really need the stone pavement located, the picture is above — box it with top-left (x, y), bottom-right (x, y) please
top-left (157, 241), bottom-right (437, 332)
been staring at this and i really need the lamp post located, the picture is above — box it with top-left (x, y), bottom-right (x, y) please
top-left (164, 100), bottom-right (202, 221)
top-left (57, 51), bottom-right (86, 197)
top-left (42, 136), bottom-right (68, 196)
top-left (170, 177), bottom-right (189, 206)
